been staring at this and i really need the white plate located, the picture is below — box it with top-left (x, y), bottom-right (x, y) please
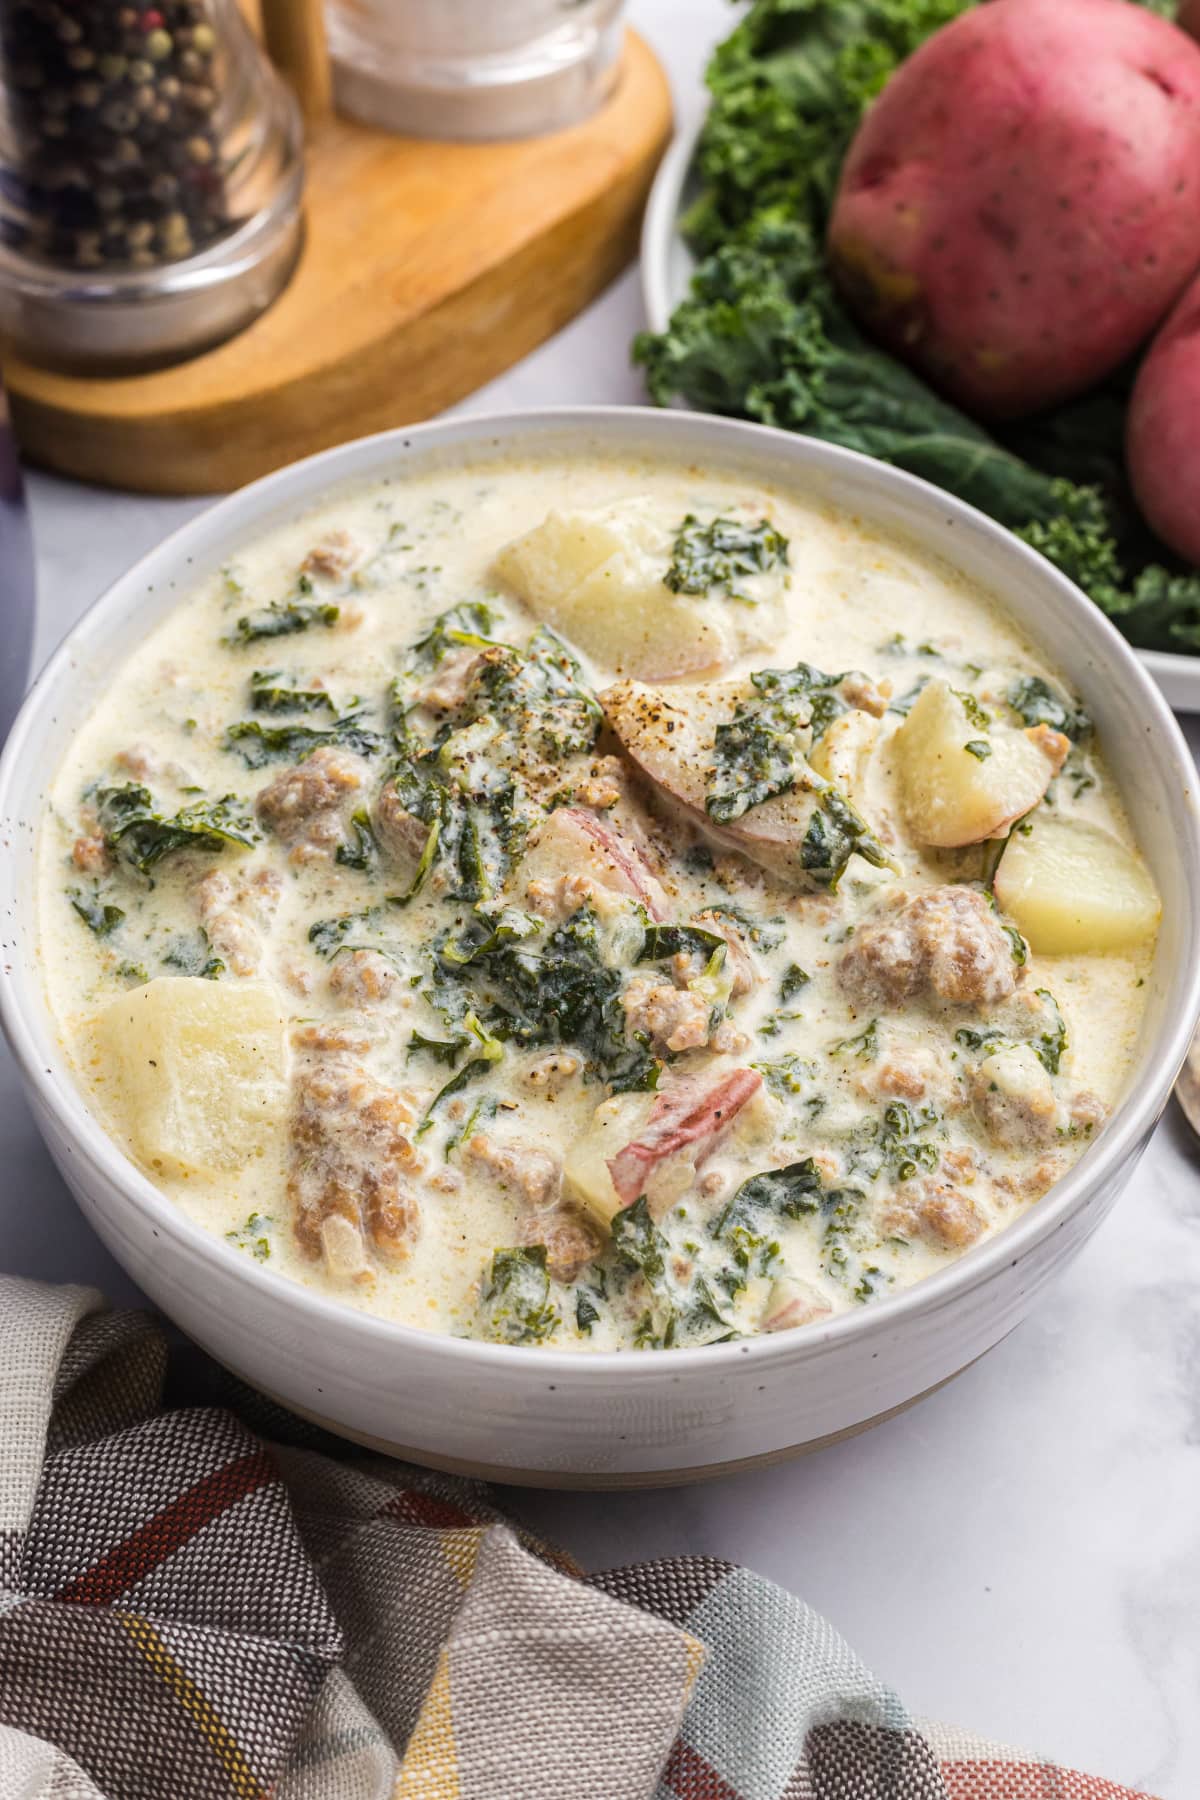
top-left (639, 119), bottom-right (1200, 714)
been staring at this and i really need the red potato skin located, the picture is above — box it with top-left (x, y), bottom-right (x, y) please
top-left (828, 0), bottom-right (1200, 421)
top-left (1127, 271), bottom-right (1200, 564)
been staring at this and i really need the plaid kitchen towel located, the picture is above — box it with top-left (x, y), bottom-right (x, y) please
top-left (0, 1278), bottom-right (1160, 1800)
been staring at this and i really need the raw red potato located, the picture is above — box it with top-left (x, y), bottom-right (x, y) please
top-left (828, 0), bottom-right (1200, 421)
top-left (1126, 269), bottom-right (1200, 565)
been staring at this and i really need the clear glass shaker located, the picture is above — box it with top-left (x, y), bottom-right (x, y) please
top-left (0, 0), bottom-right (304, 370)
top-left (325, 0), bottom-right (626, 141)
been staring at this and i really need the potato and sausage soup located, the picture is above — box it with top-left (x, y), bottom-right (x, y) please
top-left (41, 452), bottom-right (1161, 1352)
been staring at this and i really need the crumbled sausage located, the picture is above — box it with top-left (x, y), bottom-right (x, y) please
top-left (256, 746), bottom-right (367, 862)
top-left (1069, 1090), bottom-right (1107, 1133)
top-left (941, 1146), bottom-right (979, 1185)
top-left (415, 645), bottom-right (487, 714)
top-left (373, 778), bottom-right (431, 867)
top-left (1026, 723), bottom-right (1071, 776)
top-left (971, 1045), bottom-right (1060, 1149)
top-left (464, 1134), bottom-right (596, 1280)
top-left (292, 1022), bottom-right (377, 1057)
top-left (72, 834), bottom-right (111, 875)
top-left (115, 743), bottom-right (162, 781)
top-left (883, 1179), bottom-right (984, 1249)
top-left (621, 976), bottom-right (712, 1055)
top-left (838, 674), bottom-right (889, 718)
top-left (518, 1207), bottom-right (601, 1283)
top-left (464, 1134), bottom-right (562, 1209)
top-left (300, 529), bottom-right (360, 580)
top-left (290, 1062), bottom-right (422, 1276)
top-left (993, 1152), bottom-right (1067, 1204)
top-left (526, 873), bottom-right (598, 924)
top-left (856, 1043), bottom-right (962, 1111)
top-left (573, 755), bottom-right (627, 811)
top-left (328, 948), bottom-right (397, 1008)
top-left (193, 866), bottom-right (283, 977)
top-left (525, 1052), bottom-right (581, 1092)
top-left (839, 886), bottom-right (1023, 1010)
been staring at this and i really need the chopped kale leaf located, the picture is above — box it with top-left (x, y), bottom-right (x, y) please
top-left (638, 922), bottom-right (728, 964)
top-left (1007, 675), bottom-right (1092, 743)
top-left (336, 809), bottom-right (379, 871)
top-left (664, 513), bottom-right (789, 602)
top-left (476, 1246), bottom-right (560, 1345)
top-left (780, 962), bottom-right (810, 1001)
top-left (162, 930), bottom-right (224, 980)
top-left (800, 788), bottom-right (891, 889)
top-left (224, 713), bottom-right (383, 770)
top-left (68, 887), bottom-right (125, 937)
top-left (575, 1289), bottom-right (602, 1335)
top-left (223, 582), bottom-right (340, 646)
top-left (249, 669), bottom-right (336, 714)
top-left (97, 784), bottom-right (259, 879)
top-left (435, 907), bottom-right (659, 1093)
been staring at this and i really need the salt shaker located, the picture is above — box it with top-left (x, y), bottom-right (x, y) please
top-left (325, 0), bottom-right (626, 141)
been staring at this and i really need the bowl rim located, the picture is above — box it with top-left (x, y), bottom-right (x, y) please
top-left (4, 402), bottom-right (1199, 1380)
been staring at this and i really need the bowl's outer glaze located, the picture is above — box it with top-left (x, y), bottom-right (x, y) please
top-left (2, 408), bottom-right (1197, 1486)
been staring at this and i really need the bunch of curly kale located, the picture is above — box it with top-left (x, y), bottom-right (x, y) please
top-left (634, 0), bottom-right (1200, 652)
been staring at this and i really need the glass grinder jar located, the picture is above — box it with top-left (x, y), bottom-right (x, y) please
top-left (0, 0), bottom-right (304, 370)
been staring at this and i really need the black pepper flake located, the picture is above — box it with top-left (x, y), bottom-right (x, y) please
top-left (1, 1), bottom-right (229, 271)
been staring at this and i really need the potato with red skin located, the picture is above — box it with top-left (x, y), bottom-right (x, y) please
top-left (828, 0), bottom-right (1200, 422)
top-left (1126, 271), bottom-right (1200, 565)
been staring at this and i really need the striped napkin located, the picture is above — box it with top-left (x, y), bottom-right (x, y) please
top-left (0, 1276), bottom-right (1157, 1800)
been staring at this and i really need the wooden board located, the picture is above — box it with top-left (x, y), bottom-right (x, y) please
top-left (3, 31), bottom-right (671, 496)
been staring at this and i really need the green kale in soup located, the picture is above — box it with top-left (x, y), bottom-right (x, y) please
top-left (476, 1246), bottom-right (560, 1345)
top-left (665, 513), bottom-right (789, 602)
top-left (97, 784), bottom-right (259, 879)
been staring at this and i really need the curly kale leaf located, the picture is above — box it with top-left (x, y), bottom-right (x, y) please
top-left (97, 784), bottom-right (259, 878)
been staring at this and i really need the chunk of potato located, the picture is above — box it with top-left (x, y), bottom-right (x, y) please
top-left (563, 1092), bottom-right (656, 1229)
top-left (94, 977), bottom-right (288, 1175)
top-left (809, 709), bottom-right (882, 824)
top-left (993, 815), bottom-right (1161, 954)
top-left (895, 679), bottom-right (1066, 848)
top-left (493, 501), bottom-right (782, 681)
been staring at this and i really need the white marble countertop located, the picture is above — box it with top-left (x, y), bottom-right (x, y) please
top-left (9, 3), bottom-right (1200, 1790)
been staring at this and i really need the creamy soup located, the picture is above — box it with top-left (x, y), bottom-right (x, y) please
top-left (39, 452), bottom-right (1161, 1352)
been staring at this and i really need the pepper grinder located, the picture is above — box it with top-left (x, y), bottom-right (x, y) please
top-left (0, 0), bottom-right (306, 371)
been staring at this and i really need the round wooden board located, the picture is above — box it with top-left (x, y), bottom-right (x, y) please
top-left (3, 32), bottom-right (672, 496)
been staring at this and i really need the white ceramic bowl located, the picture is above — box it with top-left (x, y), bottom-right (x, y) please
top-left (3, 407), bottom-right (1199, 1488)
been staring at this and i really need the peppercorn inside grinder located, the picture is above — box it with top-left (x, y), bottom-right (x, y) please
top-left (0, 2), bottom-right (304, 371)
